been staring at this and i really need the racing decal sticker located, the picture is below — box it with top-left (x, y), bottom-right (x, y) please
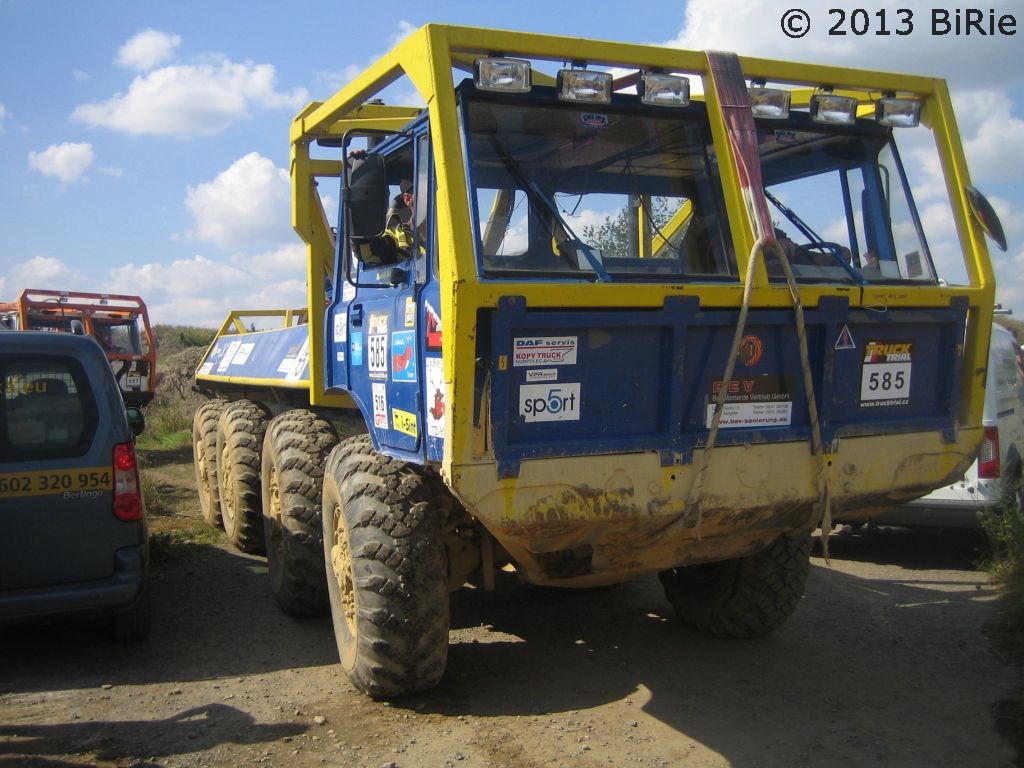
top-left (392, 407), bottom-right (418, 438)
top-left (737, 334), bottom-right (764, 367)
top-left (705, 376), bottom-right (793, 429)
top-left (232, 342), bottom-right (255, 367)
top-left (513, 336), bottom-right (578, 367)
top-left (350, 332), bottom-right (364, 366)
top-left (425, 357), bottom-right (446, 438)
top-left (0, 466), bottom-right (112, 499)
top-left (285, 338), bottom-right (310, 382)
top-left (371, 382), bottom-right (388, 429)
top-left (391, 331), bottom-right (416, 383)
top-left (581, 113), bottom-right (609, 128)
top-left (860, 339), bottom-right (912, 407)
top-left (368, 312), bottom-right (389, 380)
top-left (425, 301), bottom-right (442, 350)
top-left (519, 383), bottom-right (581, 423)
top-left (334, 313), bottom-right (347, 343)
top-left (218, 340), bottom-right (242, 373)
top-left (525, 368), bottom-right (558, 383)
top-left (404, 296), bottom-right (416, 327)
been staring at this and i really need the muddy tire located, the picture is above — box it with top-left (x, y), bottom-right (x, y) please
top-left (321, 434), bottom-right (449, 698)
top-left (659, 533), bottom-right (812, 639)
top-left (216, 400), bottom-right (268, 554)
top-left (261, 410), bottom-right (338, 617)
top-left (192, 400), bottom-right (227, 527)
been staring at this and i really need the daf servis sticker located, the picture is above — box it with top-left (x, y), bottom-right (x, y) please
top-left (519, 383), bottom-right (581, 423)
top-left (860, 339), bottom-right (912, 407)
top-left (513, 336), bottom-right (578, 367)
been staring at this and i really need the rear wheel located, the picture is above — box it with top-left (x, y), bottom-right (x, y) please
top-left (321, 434), bottom-right (449, 698)
top-left (659, 533), bottom-right (812, 638)
top-left (216, 400), bottom-right (268, 554)
top-left (262, 410), bottom-right (338, 616)
top-left (192, 400), bottom-right (226, 527)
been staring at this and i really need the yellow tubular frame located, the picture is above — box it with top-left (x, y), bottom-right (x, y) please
top-left (289, 23), bottom-right (994, 492)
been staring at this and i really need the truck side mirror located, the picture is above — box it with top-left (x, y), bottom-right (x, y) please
top-left (345, 153), bottom-right (389, 240)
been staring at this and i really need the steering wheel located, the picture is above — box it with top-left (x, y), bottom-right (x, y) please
top-left (797, 241), bottom-right (851, 266)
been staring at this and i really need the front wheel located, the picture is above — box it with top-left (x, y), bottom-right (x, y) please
top-left (321, 435), bottom-right (449, 699)
top-left (659, 533), bottom-right (812, 639)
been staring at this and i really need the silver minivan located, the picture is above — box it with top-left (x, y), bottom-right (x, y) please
top-left (852, 323), bottom-right (1024, 528)
top-left (0, 331), bottom-right (149, 640)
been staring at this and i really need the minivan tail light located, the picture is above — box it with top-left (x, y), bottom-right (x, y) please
top-left (978, 426), bottom-right (1000, 480)
top-left (113, 442), bottom-right (143, 521)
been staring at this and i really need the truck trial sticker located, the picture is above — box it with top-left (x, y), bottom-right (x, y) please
top-left (390, 331), bottom-right (416, 383)
top-left (425, 357), bottom-right (446, 439)
top-left (513, 336), bottom-right (578, 367)
top-left (0, 467), bottom-right (112, 499)
top-left (392, 407), bottom-right (418, 438)
top-left (519, 383), bottom-right (581, 423)
top-left (860, 339), bottom-right (912, 407)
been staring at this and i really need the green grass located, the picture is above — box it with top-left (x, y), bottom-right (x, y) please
top-left (981, 482), bottom-right (1024, 644)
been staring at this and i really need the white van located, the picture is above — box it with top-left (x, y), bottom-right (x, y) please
top-left (859, 323), bottom-right (1024, 528)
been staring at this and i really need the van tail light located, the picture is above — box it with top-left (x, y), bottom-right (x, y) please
top-left (113, 442), bottom-right (143, 521)
top-left (978, 426), bottom-right (1000, 480)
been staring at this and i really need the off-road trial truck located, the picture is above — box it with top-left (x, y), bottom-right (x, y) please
top-left (1, 288), bottom-right (158, 408)
top-left (192, 24), bottom-right (1006, 698)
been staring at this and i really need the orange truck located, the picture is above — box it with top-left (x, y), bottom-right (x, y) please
top-left (0, 289), bottom-right (157, 407)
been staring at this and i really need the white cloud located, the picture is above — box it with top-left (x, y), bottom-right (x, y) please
top-left (0, 256), bottom-right (86, 291)
top-left (71, 56), bottom-right (308, 138)
top-left (185, 152), bottom-right (291, 250)
top-left (0, 102), bottom-right (7, 131)
top-left (106, 248), bottom-right (308, 326)
top-left (668, 0), bottom-right (1018, 88)
top-left (27, 142), bottom-right (95, 183)
top-left (117, 29), bottom-right (181, 71)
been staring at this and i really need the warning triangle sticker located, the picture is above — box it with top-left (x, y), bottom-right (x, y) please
top-left (835, 324), bottom-right (856, 350)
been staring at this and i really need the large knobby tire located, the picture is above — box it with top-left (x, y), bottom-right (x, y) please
top-left (192, 400), bottom-right (227, 527)
top-left (659, 533), bottom-right (812, 639)
top-left (321, 434), bottom-right (449, 699)
top-left (216, 399), bottom-right (269, 554)
top-left (261, 410), bottom-right (338, 616)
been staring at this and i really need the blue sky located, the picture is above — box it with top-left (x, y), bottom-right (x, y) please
top-left (2, 0), bottom-right (1022, 326)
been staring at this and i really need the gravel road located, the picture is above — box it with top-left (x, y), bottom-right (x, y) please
top-left (1, 488), bottom-right (1019, 767)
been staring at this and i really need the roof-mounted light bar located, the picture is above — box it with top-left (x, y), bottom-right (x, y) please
top-left (557, 68), bottom-right (612, 104)
top-left (639, 73), bottom-right (690, 107)
top-left (810, 91), bottom-right (858, 125)
top-left (877, 95), bottom-right (922, 127)
top-left (474, 57), bottom-right (531, 92)
top-left (748, 85), bottom-right (791, 119)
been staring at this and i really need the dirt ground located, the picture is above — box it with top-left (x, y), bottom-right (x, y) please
top-left (1, 446), bottom-right (1021, 768)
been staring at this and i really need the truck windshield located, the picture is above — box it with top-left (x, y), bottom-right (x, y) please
top-left (463, 87), bottom-right (936, 285)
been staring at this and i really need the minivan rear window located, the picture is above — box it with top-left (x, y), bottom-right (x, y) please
top-left (0, 357), bottom-right (98, 461)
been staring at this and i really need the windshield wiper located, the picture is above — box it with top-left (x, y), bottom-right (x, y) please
top-left (527, 182), bottom-right (612, 282)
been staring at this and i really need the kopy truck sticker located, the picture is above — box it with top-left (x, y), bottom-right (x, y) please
top-left (513, 336), bottom-right (578, 367)
top-left (860, 339), bottom-right (912, 407)
top-left (519, 383), bottom-right (581, 423)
